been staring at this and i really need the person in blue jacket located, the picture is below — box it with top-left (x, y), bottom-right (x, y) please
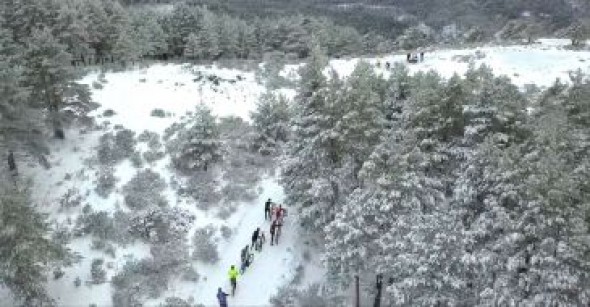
top-left (217, 287), bottom-right (229, 307)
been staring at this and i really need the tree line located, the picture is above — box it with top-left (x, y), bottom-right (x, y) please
top-left (274, 46), bottom-right (590, 305)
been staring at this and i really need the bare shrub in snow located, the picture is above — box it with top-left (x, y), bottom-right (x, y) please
top-left (192, 225), bottom-right (219, 264)
top-left (91, 258), bottom-right (106, 284)
top-left (151, 108), bottom-right (166, 118)
top-left (95, 166), bottom-right (117, 198)
top-left (123, 169), bottom-right (168, 210)
top-left (97, 129), bottom-right (137, 165)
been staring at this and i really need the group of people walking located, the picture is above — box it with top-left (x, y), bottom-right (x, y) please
top-left (218, 198), bottom-right (287, 306)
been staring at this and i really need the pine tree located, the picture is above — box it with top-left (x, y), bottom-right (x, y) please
top-left (23, 27), bottom-right (75, 139)
top-left (129, 9), bottom-right (167, 58)
top-left (168, 105), bottom-right (222, 172)
top-left (183, 32), bottom-right (200, 60)
top-left (0, 24), bottom-right (46, 156)
top-left (197, 9), bottom-right (220, 59)
top-left (281, 43), bottom-right (340, 233)
top-left (0, 184), bottom-right (70, 306)
top-left (250, 92), bottom-right (291, 155)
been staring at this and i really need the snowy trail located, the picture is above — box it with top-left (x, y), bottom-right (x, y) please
top-left (166, 177), bottom-right (301, 306)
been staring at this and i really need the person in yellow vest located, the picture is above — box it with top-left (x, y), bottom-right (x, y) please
top-left (228, 265), bottom-right (239, 296)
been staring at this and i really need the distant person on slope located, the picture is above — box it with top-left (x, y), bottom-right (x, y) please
top-left (256, 230), bottom-right (266, 251)
top-left (228, 265), bottom-right (239, 296)
top-left (265, 198), bottom-right (272, 220)
top-left (217, 288), bottom-right (229, 307)
top-left (252, 228), bottom-right (260, 248)
top-left (270, 221), bottom-right (277, 246)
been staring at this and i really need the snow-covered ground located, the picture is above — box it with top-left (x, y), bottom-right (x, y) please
top-left (284, 38), bottom-right (590, 87)
top-left (7, 39), bottom-right (590, 306)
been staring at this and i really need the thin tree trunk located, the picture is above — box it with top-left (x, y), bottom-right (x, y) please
top-left (355, 275), bottom-right (360, 307)
top-left (374, 274), bottom-right (383, 307)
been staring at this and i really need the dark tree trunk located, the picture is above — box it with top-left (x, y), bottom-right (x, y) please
top-left (373, 274), bottom-right (383, 307)
top-left (355, 275), bottom-right (360, 307)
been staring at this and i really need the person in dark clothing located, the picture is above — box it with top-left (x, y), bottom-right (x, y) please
top-left (270, 221), bottom-right (277, 246)
top-left (420, 51), bottom-right (425, 62)
top-left (217, 288), bottom-right (229, 307)
top-left (7, 151), bottom-right (17, 174)
top-left (264, 198), bottom-right (272, 220)
top-left (407, 53), bottom-right (411, 62)
top-left (251, 228), bottom-right (260, 247)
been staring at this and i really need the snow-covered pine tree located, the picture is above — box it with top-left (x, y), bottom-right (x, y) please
top-left (183, 32), bottom-right (200, 61)
top-left (250, 91), bottom-right (291, 155)
top-left (168, 105), bottom-right (222, 172)
top-left (0, 24), bottom-right (46, 156)
top-left (0, 184), bottom-right (70, 306)
top-left (197, 9), bottom-right (220, 60)
top-left (281, 43), bottom-right (341, 234)
top-left (333, 61), bottom-right (386, 190)
top-left (112, 27), bottom-right (141, 67)
top-left (129, 9), bottom-right (167, 59)
top-left (23, 27), bottom-right (75, 139)
top-left (217, 14), bottom-right (239, 59)
top-left (452, 65), bottom-right (533, 305)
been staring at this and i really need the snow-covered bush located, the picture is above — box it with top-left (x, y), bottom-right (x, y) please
top-left (92, 81), bottom-right (104, 90)
top-left (113, 248), bottom-right (190, 306)
top-left (112, 259), bottom-right (166, 306)
top-left (160, 297), bottom-right (192, 307)
top-left (59, 187), bottom-right (83, 209)
top-left (181, 266), bottom-right (200, 282)
top-left (220, 182), bottom-right (257, 203)
top-left (165, 105), bottom-right (222, 173)
top-left (97, 129), bottom-right (137, 165)
top-left (151, 108), bottom-right (166, 118)
top-left (75, 211), bottom-right (116, 240)
top-left (122, 169), bottom-right (168, 210)
top-left (270, 283), bottom-right (342, 307)
top-left (128, 207), bottom-right (195, 244)
top-left (75, 209), bottom-right (131, 244)
top-left (74, 277), bottom-right (81, 287)
top-left (130, 151), bottom-right (144, 168)
top-left (219, 225), bottom-right (232, 239)
top-left (178, 171), bottom-right (221, 210)
top-left (53, 268), bottom-right (65, 280)
top-left (102, 109), bottom-right (115, 117)
top-left (192, 225), bottom-right (219, 264)
top-left (95, 166), bottom-right (117, 198)
top-left (137, 130), bottom-right (160, 143)
top-left (90, 258), bottom-right (106, 284)
top-left (143, 150), bottom-right (165, 163)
